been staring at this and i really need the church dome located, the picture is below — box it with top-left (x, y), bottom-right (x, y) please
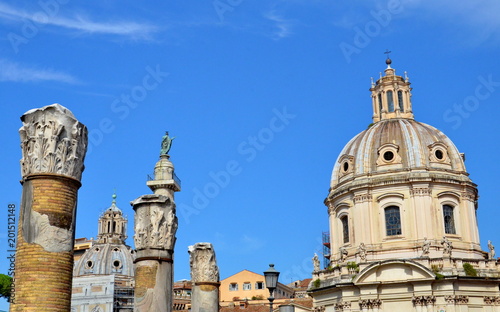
top-left (74, 243), bottom-right (135, 277)
top-left (330, 118), bottom-right (468, 188)
top-left (73, 193), bottom-right (135, 277)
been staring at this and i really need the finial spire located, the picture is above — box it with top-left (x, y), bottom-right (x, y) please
top-left (384, 49), bottom-right (392, 68)
top-left (112, 190), bottom-right (117, 205)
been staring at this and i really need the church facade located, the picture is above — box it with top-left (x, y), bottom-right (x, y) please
top-left (309, 60), bottom-right (500, 312)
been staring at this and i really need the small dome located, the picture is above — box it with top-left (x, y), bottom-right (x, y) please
top-left (73, 243), bottom-right (135, 277)
top-left (330, 118), bottom-right (468, 188)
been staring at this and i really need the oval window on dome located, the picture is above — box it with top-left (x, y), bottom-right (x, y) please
top-left (113, 260), bottom-right (121, 268)
top-left (86, 260), bottom-right (93, 268)
top-left (435, 149), bottom-right (444, 160)
top-left (343, 161), bottom-right (349, 172)
top-left (383, 151), bottom-right (394, 161)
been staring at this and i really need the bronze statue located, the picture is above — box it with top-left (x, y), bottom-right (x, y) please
top-left (160, 131), bottom-right (175, 155)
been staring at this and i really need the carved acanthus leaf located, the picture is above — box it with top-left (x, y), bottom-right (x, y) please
top-left (189, 243), bottom-right (219, 283)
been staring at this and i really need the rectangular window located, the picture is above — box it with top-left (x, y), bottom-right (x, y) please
top-left (243, 282), bottom-right (251, 290)
top-left (255, 282), bottom-right (264, 290)
top-left (398, 91), bottom-right (404, 112)
top-left (443, 205), bottom-right (456, 234)
top-left (229, 283), bottom-right (238, 291)
top-left (341, 216), bottom-right (349, 243)
top-left (385, 206), bottom-right (402, 236)
top-left (387, 91), bottom-right (394, 112)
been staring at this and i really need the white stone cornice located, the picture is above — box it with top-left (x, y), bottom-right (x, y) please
top-left (19, 104), bottom-right (88, 181)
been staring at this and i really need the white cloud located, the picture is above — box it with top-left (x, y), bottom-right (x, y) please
top-left (0, 2), bottom-right (158, 40)
top-left (0, 59), bottom-right (80, 84)
top-left (264, 10), bottom-right (293, 39)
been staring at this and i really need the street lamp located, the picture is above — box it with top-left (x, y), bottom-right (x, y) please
top-left (264, 264), bottom-right (280, 312)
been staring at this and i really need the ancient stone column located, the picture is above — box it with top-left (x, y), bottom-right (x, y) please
top-left (11, 104), bottom-right (87, 312)
top-left (188, 243), bottom-right (220, 312)
top-left (132, 195), bottom-right (178, 312)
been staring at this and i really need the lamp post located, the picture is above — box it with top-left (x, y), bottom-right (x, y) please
top-left (264, 264), bottom-right (280, 312)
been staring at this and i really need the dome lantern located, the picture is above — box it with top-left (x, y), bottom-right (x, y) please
top-left (370, 57), bottom-right (414, 123)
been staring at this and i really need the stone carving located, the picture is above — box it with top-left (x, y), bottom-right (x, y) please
top-left (19, 104), bottom-right (88, 181)
top-left (160, 131), bottom-right (175, 155)
top-left (359, 299), bottom-right (381, 309)
top-left (410, 187), bottom-right (432, 196)
top-left (312, 253), bottom-right (320, 272)
top-left (188, 243), bottom-right (219, 283)
top-left (461, 191), bottom-right (476, 201)
top-left (412, 296), bottom-right (435, 306)
top-left (484, 296), bottom-right (500, 305)
top-left (488, 240), bottom-right (495, 259)
top-left (133, 196), bottom-right (177, 251)
top-left (312, 306), bottom-right (325, 312)
top-left (334, 301), bottom-right (351, 311)
top-left (353, 193), bottom-right (372, 204)
top-left (441, 236), bottom-right (452, 256)
top-left (358, 243), bottom-right (367, 261)
top-left (339, 247), bottom-right (348, 262)
top-left (445, 295), bottom-right (469, 305)
top-left (422, 237), bottom-right (431, 256)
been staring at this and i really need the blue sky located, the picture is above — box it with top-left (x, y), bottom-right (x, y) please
top-left (1, 0), bottom-right (500, 308)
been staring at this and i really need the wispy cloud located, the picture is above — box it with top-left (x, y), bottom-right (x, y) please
top-left (0, 2), bottom-right (158, 40)
top-left (264, 10), bottom-right (293, 40)
top-left (0, 59), bottom-right (80, 84)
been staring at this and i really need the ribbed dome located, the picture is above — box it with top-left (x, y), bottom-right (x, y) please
top-left (330, 118), bottom-right (468, 188)
top-left (74, 243), bottom-right (135, 277)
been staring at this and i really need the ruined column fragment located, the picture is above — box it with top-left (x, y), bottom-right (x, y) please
top-left (11, 104), bottom-right (87, 312)
top-left (189, 243), bottom-right (220, 312)
top-left (132, 194), bottom-right (178, 312)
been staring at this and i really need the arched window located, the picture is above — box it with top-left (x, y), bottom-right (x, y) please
top-left (387, 91), bottom-right (394, 112)
top-left (385, 206), bottom-right (402, 236)
top-left (443, 205), bottom-right (456, 234)
top-left (398, 91), bottom-right (404, 111)
top-left (341, 216), bottom-right (349, 243)
top-left (378, 93), bottom-right (383, 112)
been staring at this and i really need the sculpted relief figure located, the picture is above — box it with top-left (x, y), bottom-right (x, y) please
top-left (339, 247), bottom-right (348, 262)
top-left (422, 237), bottom-right (431, 256)
top-left (358, 243), bottom-right (367, 261)
top-left (312, 253), bottom-right (320, 272)
top-left (441, 236), bottom-right (453, 256)
top-left (488, 240), bottom-right (496, 259)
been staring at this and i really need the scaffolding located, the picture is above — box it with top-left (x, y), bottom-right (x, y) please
top-left (322, 232), bottom-right (331, 269)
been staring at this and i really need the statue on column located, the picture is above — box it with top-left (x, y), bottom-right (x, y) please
top-left (312, 253), bottom-right (320, 272)
top-left (441, 236), bottom-right (452, 257)
top-left (160, 131), bottom-right (175, 155)
top-left (488, 240), bottom-right (495, 259)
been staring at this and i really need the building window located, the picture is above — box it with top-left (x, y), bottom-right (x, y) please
top-left (398, 91), bottom-right (404, 111)
top-left (229, 283), bottom-right (238, 291)
top-left (341, 216), bottom-right (349, 243)
top-left (378, 93), bottom-right (383, 112)
top-left (385, 206), bottom-right (402, 236)
top-left (387, 91), bottom-right (394, 112)
top-left (243, 282), bottom-right (251, 290)
top-left (255, 282), bottom-right (264, 289)
top-left (443, 205), bottom-right (456, 234)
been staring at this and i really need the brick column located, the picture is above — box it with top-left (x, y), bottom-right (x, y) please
top-left (189, 243), bottom-right (220, 312)
top-left (11, 104), bottom-right (87, 312)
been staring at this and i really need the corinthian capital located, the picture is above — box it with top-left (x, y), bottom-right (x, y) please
top-left (189, 243), bottom-right (219, 283)
top-left (19, 104), bottom-right (88, 181)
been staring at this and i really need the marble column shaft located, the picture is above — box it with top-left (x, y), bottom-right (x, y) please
top-left (132, 194), bottom-right (178, 312)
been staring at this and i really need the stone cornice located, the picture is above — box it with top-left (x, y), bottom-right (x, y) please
top-left (19, 104), bottom-right (88, 181)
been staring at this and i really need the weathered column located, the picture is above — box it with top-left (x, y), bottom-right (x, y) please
top-left (133, 133), bottom-right (180, 312)
top-left (11, 104), bottom-right (87, 312)
top-left (132, 195), bottom-right (177, 312)
top-left (188, 243), bottom-right (220, 312)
